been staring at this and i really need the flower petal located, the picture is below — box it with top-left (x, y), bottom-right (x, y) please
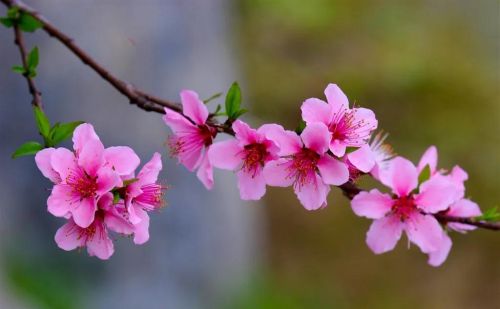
top-left (447, 199), bottom-right (481, 232)
top-left (263, 159), bottom-right (294, 187)
top-left (96, 167), bottom-right (121, 195)
top-left (351, 189), bottom-right (393, 219)
top-left (417, 146), bottom-right (438, 174)
top-left (317, 155), bottom-right (349, 185)
top-left (324, 83), bottom-right (349, 116)
top-left (72, 123), bottom-right (100, 154)
top-left (237, 169), bottom-right (267, 200)
top-left (104, 146), bottom-right (140, 176)
top-left (133, 208), bottom-right (150, 245)
top-left (427, 233), bottom-right (452, 267)
top-left (196, 153), bottom-right (214, 190)
top-left (347, 145), bottom-right (376, 173)
top-left (35, 148), bottom-right (61, 183)
top-left (260, 124), bottom-right (302, 156)
top-left (104, 208), bottom-right (134, 235)
top-left (415, 176), bottom-right (458, 213)
top-left (47, 184), bottom-right (73, 217)
top-left (163, 107), bottom-right (197, 133)
top-left (137, 152), bottom-right (162, 185)
top-left (366, 215), bottom-right (404, 254)
top-left (380, 156), bottom-right (418, 197)
top-left (86, 221), bottom-right (114, 260)
top-left (301, 122), bottom-right (331, 154)
top-left (405, 213), bottom-right (443, 253)
top-left (71, 198), bottom-right (97, 228)
top-left (180, 90), bottom-right (209, 124)
top-left (78, 139), bottom-right (105, 176)
top-left (301, 98), bottom-right (332, 125)
top-left (54, 219), bottom-right (85, 251)
top-left (51, 148), bottom-right (77, 181)
top-left (294, 174), bottom-right (330, 211)
top-left (208, 139), bottom-right (242, 170)
top-left (329, 139), bottom-right (347, 157)
top-left (233, 120), bottom-right (259, 145)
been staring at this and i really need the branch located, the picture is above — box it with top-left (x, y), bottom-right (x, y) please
top-left (2, 0), bottom-right (498, 232)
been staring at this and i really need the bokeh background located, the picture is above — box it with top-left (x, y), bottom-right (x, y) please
top-left (0, 0), bottom-right (499, 308)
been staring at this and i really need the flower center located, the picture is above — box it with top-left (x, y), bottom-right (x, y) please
top-left (135, 183), bottom-right (167, 211)
top-left (241, 143), bottom-right (268, 177)
top-left (286, 148), bottom-right (320, 188)
top-left (198, 124), bottom-right (216, 147)
top-left (66, 168), bottom-right (98, 199)
top-left (392, 195), bottom-right (417, 221)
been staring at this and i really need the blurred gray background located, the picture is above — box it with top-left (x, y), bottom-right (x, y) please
top-left (0, 1), bottom-right (263, 308)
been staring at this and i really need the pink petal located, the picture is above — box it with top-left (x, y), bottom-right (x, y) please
top-left (104, 208), bottom-right (134, 235)
top-left (196, 153), bottom-right (214, 190)
top-left (300, 98), bottom-right (333, 125)
top-left (163, 107), bottom-right (197, 133)
top-left (317, 155), bottom-right (349, 185)
top-left (51, 148), bottom-right (77, 180)
top-left (301, 122), bottom-right (331, 154)
top-left (366, 215), bottom-right (404, 254)
top-left (54, 219), bottom-right (85, 251)
top-left (294, 174), bottom-right (330, 210)
top-left (447, 199), bottom-right (481, 232)
top-left (35, 148), bottom-right (61, 183)
top-left (71, 198), bottom-right (97, 228)
top-left (329, 139), bottom-right (347, 157)
top-left (104, 146), bottom-right (140, 176)
top-left (351, 189), bottom-right (393, 219)
top-left (347, 145), bottom-right (376, 173)
top-left (237, 169), bottom-right (266, 200)
top-left (47, 184), bottom-right (73, 217)
top-left (415, 176), bottom-right (458, 213)
top-left (137, 152), bottom-right (162, 185)
top-left (96, 167), bottom-right (121, 195)
top-left (427, 233), bottom-right (452, 267)
top-left (261, 125), bottom-right (302, 156)
top-left (380, 156), bottom-right (418, 197)
top-left (450, 165), bottom-right (468, 183)
top-left (324, 83), bottom-right (348, 112)
top-left (78, 139), bottom-right (105, 176)
top-left (133, 208), bottom-right (150, 245)
top-left (417, 146), bottom-right (438, 174)
top-left (405, 213), bottom-right (443, 253)
top-left (86, 221), bottom-right (114, 260)
top-left (180, 90), bottom-right (208, 124)
top-left (72, 123), bottom-right (100, 154)
top-left (233, 120), bottom-right (259, 145)
top-left (263, 159), bottom-right (294, 187)
top-left (208, 140), bottom-right (242, 170)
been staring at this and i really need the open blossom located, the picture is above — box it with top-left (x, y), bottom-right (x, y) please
top-left (351, 156), bottom-right (460, 265)
top-left (163, 90), bottom-right (215, 189)
top-left (208, 120), bottom-right (280, 200)
top-left (263, 123), bottom-right (349, 210)
top-left (366, 131), bottom-right (395, 180)
top-left (55, 193), bottom-right (149, 260)
top-left (124, 152), bottom-right (166, 224)
top-left (301, 83), bottom-right (378, 157)
top-left (35, 123), bottom-right (140, 228)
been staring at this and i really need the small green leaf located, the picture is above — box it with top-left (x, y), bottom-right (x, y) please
top-left (11, 65), bottom-right (25, 74)
top-left (203, 92), bottom-right (222, 104)
top-left (295, 120), bottom-right (306, 134)
top-left (345, 147), bottom-right (359, 154)
top-left (475, 206), bottom-right (500, 222)
top-left (12, 141), bottom-right (43, 158)
top-left (7, 7), bottom-right (19, 19)
top-left (123, 178), bottom-right (139, 186)
top-left (50, 121), bottom-right (84, 145)
top-left (232, 108), bottom-right (248, 119)
top-left (225, 82), bottom-right (242, 119)
top-left (33, 106), bottom-right (50, 138)
top-left (418, 164), bottom-right (431, 185)
top-left (18, 12), bottom-right (42, 32)
top-left (112, 191), bottom-right (121, 204)
top-left (27, 47), bottom-right (39, 70)
top-left (0, 17), bottom-right (13, 27)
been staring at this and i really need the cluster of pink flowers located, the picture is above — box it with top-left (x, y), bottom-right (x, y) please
top-left (163, 83), bottom-right (482, 266)
top-left (35, 123), bottom-right (165, 259)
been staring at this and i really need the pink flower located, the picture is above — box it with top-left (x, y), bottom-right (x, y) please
top-left (367, 131), bottom-right (395, 180)
top-left (301, 83), bottom-right (378, 157)
top-left (36, 123), bottom-right (140, 228)
top-left (351, 157), bottom-right (460, 263)
top-left (124, 152), bottom-right (166, 224)
top-left (208, 120), bottom-right (280, 200)
top-left (263, 123), bottom-right (349, 210)
top-left (163, 90), bottom-right (216, 189)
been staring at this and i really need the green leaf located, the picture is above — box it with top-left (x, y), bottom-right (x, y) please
top-left (33, 106), bottom-right (50, 138)
top-left (295, 120), bottom-right (306, 134)
top-left (7, 7), bottom-right (19, 19)
top-left (475, 206), bottom-right (500, 222)
top-left (225, 82), bottom-right (242, 119)
top-left (123, 178), bottom-right (139, 186)
top-left (50, 121), bottom-right (84, 145)
top-left (11, 65), bottom-right (25, 74)
top-left (12, 141), bottom-right (43, 158)
top-left (232, 108), bottom-right (248, 119)
top-left (203, 92), bottom-right (222, 104)
top-left (112, 191), bottom-right (121, 204)
top-left (345, 147), bottom-right (359, 154)
top-left (418, 164), bottom-right (431, 185)
top-left (27, 47), bottom-right (39, 70)
top-left (0, 17), bottom-right (13, 28)
top-left (18, 12), bottom-right (42, 32)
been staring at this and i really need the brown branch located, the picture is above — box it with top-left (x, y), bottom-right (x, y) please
top-left (11, 21), bottom-right (42, 108)
top-left (2, 0), bottom-right (498, 232)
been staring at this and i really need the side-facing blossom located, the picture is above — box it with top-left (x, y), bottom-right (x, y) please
top-left (163, 90), bottom-right (215, 189)
top-left (208, 120), bottom-right (280, 200)
top-left (366, 131), bottom-right (395, 180)
top-left (351, 156), bottom-right (460, 265)
top-left (263, 123), bottom-right (349, 210)
top-left (301, 83), bottom-right (378, 157)
top-left (35, 123), bottom-right (139, 228)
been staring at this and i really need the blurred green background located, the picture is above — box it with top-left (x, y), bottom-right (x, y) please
top-left (1, 0), bottom-right (499, 308)
top-left (229, 0), bottom-right (499, 308)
